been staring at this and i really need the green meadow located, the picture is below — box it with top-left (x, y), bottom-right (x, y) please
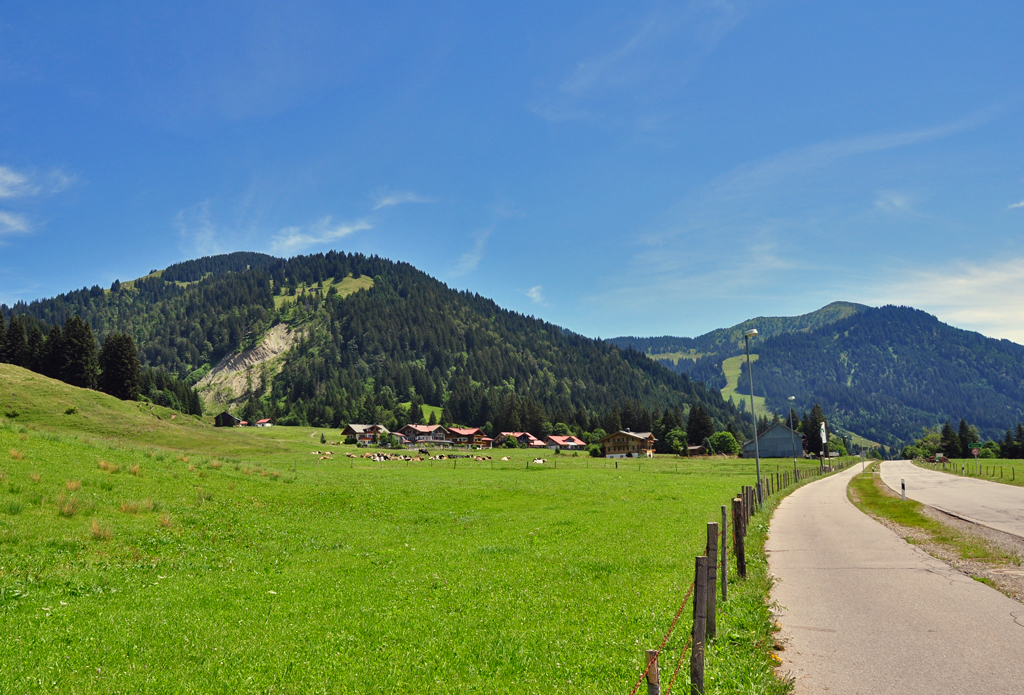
top-left (0, 365), bottom-right (798, 693)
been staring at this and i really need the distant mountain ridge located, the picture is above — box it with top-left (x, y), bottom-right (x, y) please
top-left (613, 303), bottom-right (1024, 446)
top-left (609, 301), bottom-right (868, 359)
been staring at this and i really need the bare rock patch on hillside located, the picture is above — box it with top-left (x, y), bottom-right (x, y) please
top-left (197, 324), bottom-right (298, 408)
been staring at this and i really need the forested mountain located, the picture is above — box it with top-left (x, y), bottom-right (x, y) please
top-left (1, 251), bottom-right (745, 437)
top-left (613, 303), bottom-right (1024, 447)
top-left (740, 306), bottom-right (1024, 446)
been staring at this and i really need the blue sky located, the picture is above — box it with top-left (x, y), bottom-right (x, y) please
top-left (2, 1), bottom-right (1023, 341)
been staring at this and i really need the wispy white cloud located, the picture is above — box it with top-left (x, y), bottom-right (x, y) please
top-left (859, 256), bottom-right (1024, 343)
top-left (1009, 200), bottom-right (1024, 209)
top-left (0, 211), bottom-right (31, 235)
top-left (176, 200), bottom-right (223, 256)
top-left (270, 217), bottom-right (373, 254)
top-left (536, 1), bottom-right (749, 123)
top-left (0, 165), bottom-right (75, 238)
top-left (453, 229), bottom-right (491, 276)
top-left (874, 190), bottom-right (912, 213)
top-left (0, 166), bottom-right (35, 198)
top-left (372, 189), bottom-right (433, 210)
top-left (0, 165), bottom-right (75, 198)
top-left (526, 285), bottom-right (545, 305)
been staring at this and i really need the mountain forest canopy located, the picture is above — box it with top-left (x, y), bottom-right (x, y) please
top-left (1, 251), bottom-right (746, 437)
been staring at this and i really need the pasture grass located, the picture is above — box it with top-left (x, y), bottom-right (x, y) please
top-left (920, 458), bottom-right (1024, 488)
top-left (0, 417), bottom-right (803, 693)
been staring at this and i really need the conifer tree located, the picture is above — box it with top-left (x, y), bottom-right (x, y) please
top-left (957, 419), bottom-right (973, 458)
top-left (61, 316), bottom-right (99, 389)
top-left (26, 324), bottom-right (45, 372)
top-left (940, 420), bottom-right (959, 457)
top-left (427, 410), bottom-right (437, 426)
top-left (687, 404), bottom-right (715, 448)
top-left (440, 404), bottom-right (453, 427)
top-left (0, 313), bottom-right (5, 362)
top-left (3, 316), bottom-right (27, 366)
top-left (98, 332), bottom-right (142, 401)
top-left (42, 325), bottom-right (63, 379)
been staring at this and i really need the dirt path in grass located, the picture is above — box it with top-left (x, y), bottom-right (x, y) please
top-left (880, 460), bottom-right (1024, 538)
top-left (767, 464), bottom-right (1024, 694)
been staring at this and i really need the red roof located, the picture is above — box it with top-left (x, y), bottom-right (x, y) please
top-left (546, 435), bottom-right (586, 446)
top-left (257, 419), bottom-right (272, 424)
top-left (448, 427), bottom-right (483, 436)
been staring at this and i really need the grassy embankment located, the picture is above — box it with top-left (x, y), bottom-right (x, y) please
top-left (847, 465), bottom-right (1015, 568)
top-left (917, 458), bottom-right (1024, 488)
top-left (1, 364), bottom-right (797, 693)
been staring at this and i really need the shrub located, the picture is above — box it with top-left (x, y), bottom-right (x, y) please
top-left (64, 406), bottom-right (78, 415)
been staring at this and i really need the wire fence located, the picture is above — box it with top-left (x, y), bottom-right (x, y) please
top-left (628, 457), bottom-right (854, 694)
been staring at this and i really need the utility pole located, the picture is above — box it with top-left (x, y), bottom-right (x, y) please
top-left (744, 329), bottom-right (763, 504)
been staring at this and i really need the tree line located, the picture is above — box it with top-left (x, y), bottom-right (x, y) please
top-left (0, 313), bottom-right (201, 415)
top-left (902, 418), bottom-right (1024, 460)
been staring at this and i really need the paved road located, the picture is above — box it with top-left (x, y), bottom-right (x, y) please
top-left (880, 460), bottom-right (1024, 538)
top-left (767, 464), bottom-right (1024, 694)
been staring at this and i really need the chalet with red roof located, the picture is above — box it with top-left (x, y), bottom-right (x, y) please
top-left (396, 424), bottom-right (450, 447)
top-left (447, 427), bottom-right (492, 448)
top-left (544, 435), bottom-right (586, 451)
top-left (496, 432), bottom-right (546, 448)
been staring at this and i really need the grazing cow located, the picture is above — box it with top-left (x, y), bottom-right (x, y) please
top-left (501, 456), bottom-right (510, 461)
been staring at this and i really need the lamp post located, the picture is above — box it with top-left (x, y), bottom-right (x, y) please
top-left (744, 328), bottom-right (763, 504)
top-left (788, 395), bottom-right (798, 479)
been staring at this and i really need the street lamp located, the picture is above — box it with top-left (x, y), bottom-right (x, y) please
top-left (788, 395), bottom-right (798, 479)
top-left (744, 328), bottom-right (763, 504)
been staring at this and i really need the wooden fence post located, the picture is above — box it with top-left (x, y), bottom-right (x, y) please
top-left (645, 649), bottom-right (660, 695)
top-left (720, 505), bottom-right (728, 602)
top-left (733, 498), bottom-right (746, 579)
top-left (691, 556), bottom-right (707, 695)
top-left (706, 522), bottom-right (718, 639)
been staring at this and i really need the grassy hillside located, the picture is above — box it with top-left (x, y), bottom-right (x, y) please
top-left (720, 355), bottom-right (769, 419)
top-left (0, 372), bottom-right (793, 693)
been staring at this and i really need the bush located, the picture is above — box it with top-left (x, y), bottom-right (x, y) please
top-left (708, 431), bottom-right (740, 456)
top-left (587, 444), bottom-right (603, 458)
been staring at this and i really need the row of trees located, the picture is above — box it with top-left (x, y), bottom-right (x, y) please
top-left (901, 418), bottom-right (1024, 460)
top-left (0, 314), bottom-right (201, 415)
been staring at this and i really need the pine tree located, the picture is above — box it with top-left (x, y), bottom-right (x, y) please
top-left (0, 313), bottom-right (5, 362)
top-left (98, 332), bottom-right (142, 401)
top-left (687, 404), bottom-right (715, 449)
top-left (939, 420), bottom-right (959, 457)
top-left (441, 404), bottom-right (453, 427)
top-left (957, 419), bottom-right (973, 458)
top-left (427, 410), bottom-right (438, 426)
top-left (61, 316), bottom-right (98, 389)
top-left (26, 324), bottom-right (45, 372)
top-left (42, 325), bottom-right (63, 379)
top-left (4, 315), bottom-right (27, 367)
top-left (803, 404), bottom-right (826, 455)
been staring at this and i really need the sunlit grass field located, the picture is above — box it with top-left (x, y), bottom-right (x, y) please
top-left (1, 365), bottom-right (803, 692)
top-left (914, 458), bottom-right (1024, 487)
